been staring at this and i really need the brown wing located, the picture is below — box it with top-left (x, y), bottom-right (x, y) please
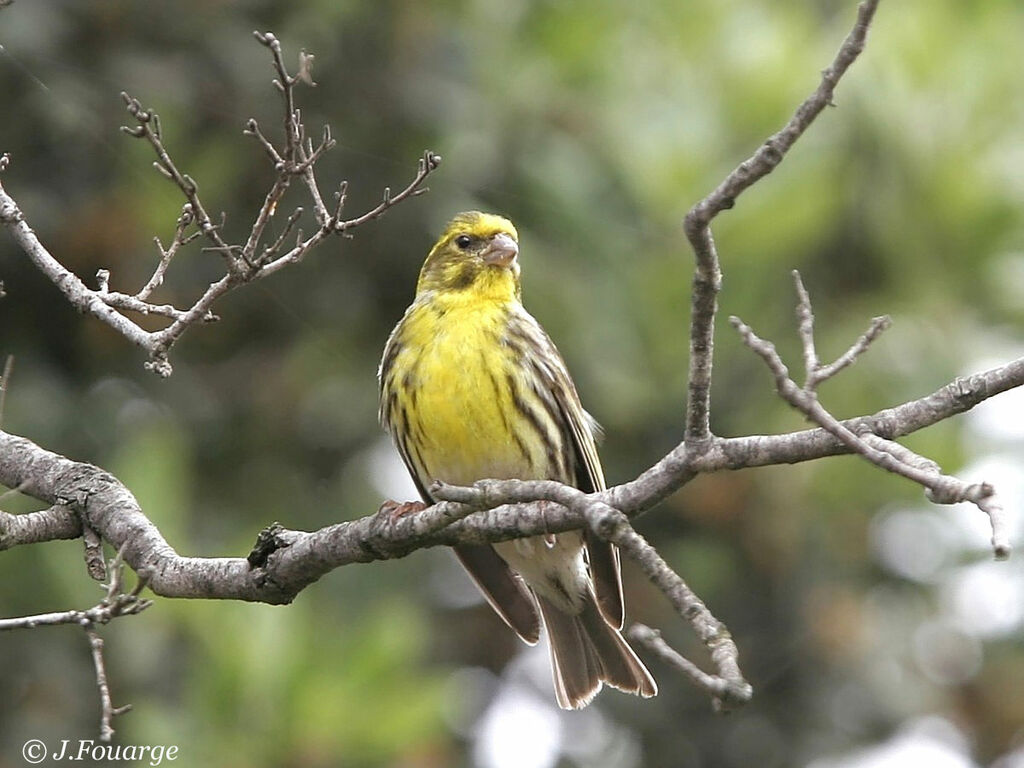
top-left (452, 544), bottom-right (540, 645)
top-left (553, 388), bottom-right (625, 629)
top-left (523, 316), bottom-right (625, 629)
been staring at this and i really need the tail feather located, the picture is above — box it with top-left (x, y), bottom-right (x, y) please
top-left (537, 593), bottom-right (657, 710)
top-left (585, 532), bottom-right (625, 629)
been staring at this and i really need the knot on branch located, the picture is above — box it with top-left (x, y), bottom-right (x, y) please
top-left (143, 354), bottom-right (173, 378)
top-left (0, 198), bottom-right (23, 224)
top-left (711, 680), bottom-right (755, 715)
top-left (586, 500), bottom-right (623, 542)
top-left (247, 522), bottom-right (291, 568)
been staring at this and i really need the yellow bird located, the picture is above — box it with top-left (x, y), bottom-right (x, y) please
top-left (379, 211), bottom-right (656, 709)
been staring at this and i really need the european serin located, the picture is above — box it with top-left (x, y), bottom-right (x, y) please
top-left (379, 211), bottom-right (657, 709)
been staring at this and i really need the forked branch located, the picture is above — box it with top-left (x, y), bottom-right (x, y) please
top-left (681, 0), bottom-right (881, 442)
top-left (731, 271), bottom-right (1010, 559)
top-left (0, 549), bottom-right (150, 741)
top-left (0, 33), bottom-right (439, 376)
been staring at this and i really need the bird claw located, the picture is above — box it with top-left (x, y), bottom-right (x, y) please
top-left (378, 499), bottom-right (427, 522)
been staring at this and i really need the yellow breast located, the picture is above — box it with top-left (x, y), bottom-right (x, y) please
top-left (387, 291), bottom-right (544, 487)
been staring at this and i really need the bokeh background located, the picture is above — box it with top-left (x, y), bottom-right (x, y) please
top-left (2, 1), bottom-right (1023, 766)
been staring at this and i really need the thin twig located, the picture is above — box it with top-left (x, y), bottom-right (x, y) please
top-left (859, 433), bottom-right (1011, 558)
top-left (137, 205), bottom-right (198, 301)
top-left (256, 153), bottom-right (439, 278)
top-left (681, 0), bottom-right (881, 442)
top-left (731, 311), bottom-right (1011, 560)
top-left (243, 119), bottom-right (284, 168)
top-left (0, 354), bottom-right (12, 429)
top-left (85, 627), bottom-right (131, 742)
top-left (793, 272), bottom-right (891, 388)
top-left (0, 549), bottom-right (150, 742)
top-left (120, 93), bottom-right (234, 263)
top-left (259, 207), bottom-right (304, 264)
top-left (794, 271), bottom-right (820, 375)
top-left (334, 150), bottom-right (441, 233)
top-left (3, 33), bottom-right (437, 377)
top-left (242, 175), bottom-right (292, 264)
top-left (0, 551), bottom-right (151, 631)
top-left (628, 624), bottom-right (750, 712)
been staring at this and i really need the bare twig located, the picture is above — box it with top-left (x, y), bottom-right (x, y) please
top-left (86, 628), bottom-right (130, 741)
top-left (257, 151), bottom-right (440, 278)
top-left (1, 547), bottom-right (148, 742)
top-left (681, 0), bottom-right (881, 442)
top-left (334, 150), bottom-right (441, 234)
top-left (730, 277), bottom-right (1011, 560)
top-left (0, 354), bottom-right (12, 429)
top-left (859, 433), bottom-right (1010, 558)
top-left (244, 119), bottom-right (284, 168)
top-left (259, 207), bottom-right (304, 264)
top-left (1, 34), bottom-right (436, 378)
top-left (120, 93), bottom-right (234, 263)
top-left (793, 272), bottom-right (891, 388)
top-left (628, 624), bottom-right (750, 712)
top-left (0, 549), bottom-right (151, 631)
top-left (136, 205), bottom-right (199, 301)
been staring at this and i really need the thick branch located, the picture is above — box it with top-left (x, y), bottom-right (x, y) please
top-left (0, 349), bottom-right (1018, 603)
top-left (0, 503), bottom-right (81, 549)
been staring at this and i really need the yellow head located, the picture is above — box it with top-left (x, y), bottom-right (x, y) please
top-left (416, 211), bottom-right (521, 301)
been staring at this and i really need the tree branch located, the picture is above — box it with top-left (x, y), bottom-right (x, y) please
top-left (682, 0), bottom-right (881, 442)
top-left (0, 34), bottom-right (439, 377)
top-left (2, 0), bottom-right (1016, 720)
top-left (0, 550), bottom-right (148, 741)
top-left (0, 337), bottom-right (1017, 605)
top-left (434, 479), bottom-right (752, 711)
top-left (730, 272), bottom-right (1011, 559)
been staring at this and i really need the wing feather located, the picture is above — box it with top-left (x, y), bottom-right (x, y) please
top-left (520, 314), bottom-right (625, 629)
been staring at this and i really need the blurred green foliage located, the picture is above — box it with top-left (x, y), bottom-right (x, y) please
top-left (1, 1), bottom-right (1023, 767)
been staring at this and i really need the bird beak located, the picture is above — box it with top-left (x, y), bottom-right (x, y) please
top-left (482, 233), bottom-right (519, 268)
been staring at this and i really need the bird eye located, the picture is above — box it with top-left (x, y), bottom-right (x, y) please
top-left (454, 234), bottom-right (472, 249)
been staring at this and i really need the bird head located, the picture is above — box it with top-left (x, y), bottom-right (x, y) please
top-left (416, 211), bottom-right (521, 300)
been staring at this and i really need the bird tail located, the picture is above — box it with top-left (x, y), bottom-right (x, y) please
top-left (536, 592), bottom-right (658, 710)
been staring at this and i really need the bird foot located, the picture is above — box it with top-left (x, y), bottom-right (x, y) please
top-left (378, 499), bottom-right (427, 521)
